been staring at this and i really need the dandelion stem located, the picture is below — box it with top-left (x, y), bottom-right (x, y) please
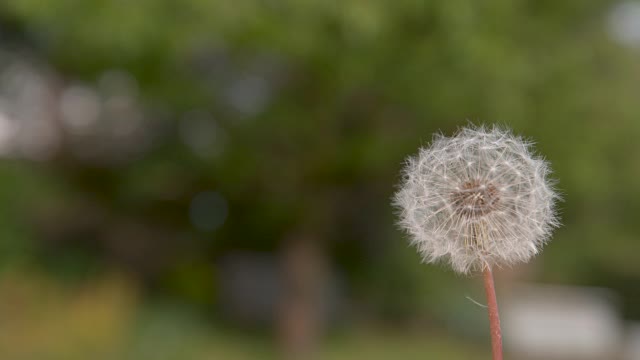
top-left (483, 266), bottom-right (503, 360)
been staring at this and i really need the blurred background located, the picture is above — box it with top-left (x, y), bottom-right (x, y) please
top-left (0, 0), bottom-right (639, 359)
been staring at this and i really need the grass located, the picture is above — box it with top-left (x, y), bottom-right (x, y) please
top-left (0, 270), bottom-right (487, 359)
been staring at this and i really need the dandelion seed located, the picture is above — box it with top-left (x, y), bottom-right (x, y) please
top-left (394, 124), bottom-right (559, 274)
top-left (393, 124), bottom-right (561, 360)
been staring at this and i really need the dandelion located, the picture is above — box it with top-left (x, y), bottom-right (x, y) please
top-left (393, 124), bottom-right (560, 360)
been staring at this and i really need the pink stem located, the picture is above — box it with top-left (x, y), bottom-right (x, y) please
top-left (483, 266), bottom-right (503, 360)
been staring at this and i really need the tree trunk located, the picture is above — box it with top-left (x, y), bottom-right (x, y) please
top-left (277, 233), bottom-right (326, 360)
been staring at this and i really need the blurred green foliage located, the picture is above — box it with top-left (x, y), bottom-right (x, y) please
top-left (0, 271), bottom-right (484, 359)
top-left (1, 0), bottom-right (640, 338)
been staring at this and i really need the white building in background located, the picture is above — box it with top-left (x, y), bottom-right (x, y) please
top-left (501, 284), bottom-right (626, 360)
top-left (625, 323), bottom-right (640, 360)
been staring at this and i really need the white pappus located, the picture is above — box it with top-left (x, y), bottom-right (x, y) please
top-left (394, 125), bottom-right (560, 274)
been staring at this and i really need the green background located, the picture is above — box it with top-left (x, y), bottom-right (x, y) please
top-left (0, 0), bottom-right (639, 358)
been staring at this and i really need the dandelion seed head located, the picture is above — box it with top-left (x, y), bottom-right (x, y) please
top-left (394, 125), bottom-right (560, 274)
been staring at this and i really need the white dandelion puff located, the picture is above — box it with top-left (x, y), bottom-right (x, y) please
top-left (394, 124), bottom-right (560, 274)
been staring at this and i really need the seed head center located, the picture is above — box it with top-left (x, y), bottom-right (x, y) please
top-left (451, 179), bottom-right (500, 217)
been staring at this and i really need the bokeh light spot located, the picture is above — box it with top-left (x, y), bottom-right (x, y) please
top-left (189, 191), bottom-right (228, 232)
